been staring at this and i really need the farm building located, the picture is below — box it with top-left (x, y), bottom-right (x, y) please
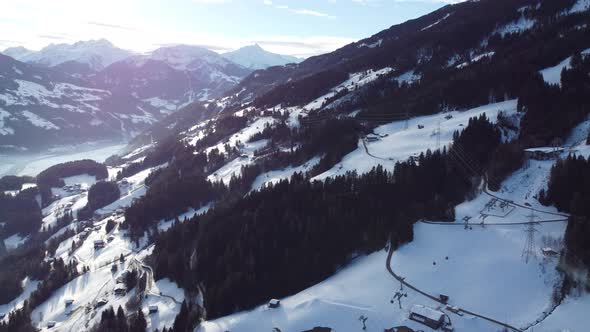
top-left (94, 239), bottom-right (105, 249)
top-left (409, 304), bottom-right (445, 330)
top-left (384, 326), bottom-right (416, 332)
top-left (268, 299), bottom-right (281, 308)
top-left (524, 147), bottom-right (564, 160)
top-left (47, 321), bottom-right (56, 328)
top-left (541, 247), bottom-right (559, 256)
top-left (302, 327), bottom-right (331, 332)
top-left (95, 298), bottom-right (108, 308)
top-left (114, 285), bottom-right (127, 296)
top-left (64, 299), bottom-right (74, 307)
top-left (366, 133), bottom-right (381, 142)
top-left (149, 305), bottom-right (159, 314)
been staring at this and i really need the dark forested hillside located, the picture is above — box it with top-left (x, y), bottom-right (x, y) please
top-left (150, 115), bottom-right (501, 318)
top-left (36, 159), bottom-right (108, 206)
top-left (542, 155), bottom-right (590, 289)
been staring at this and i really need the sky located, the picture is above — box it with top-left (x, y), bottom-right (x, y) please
top-left (0, 0), bottom-right (463, 58)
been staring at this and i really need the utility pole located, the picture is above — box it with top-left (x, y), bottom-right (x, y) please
top-left (436, 121), bottom-right (441, 151)
top-left (522, 211), bottom-right (539, 263)
top-left (404, 110), bottom-right (409, 130)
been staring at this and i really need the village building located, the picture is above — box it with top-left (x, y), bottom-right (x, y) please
top-left (524, 147), bottom-right (564, 160)
top-left (268, 299), bottom-right (281, 308)
top-left (409, 304), bottom-right (445, 330)
top-left (383, 326), bottom-right (416, 332)
top-left (94, 239), bottom-right (105, 249)
top-left (541, 247), bottom-right (559, 256)
top-left (114, 285), bottom-right (127, 296)
top-left (148, 305), bottom-right (159, 314)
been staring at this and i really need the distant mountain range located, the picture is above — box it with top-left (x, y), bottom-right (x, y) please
top-left (222, 44), bottom-right (301, 70)
top-left (3, 39), bottom-right (133, 71)
top-left (0, 40), bottom-right (299, 151)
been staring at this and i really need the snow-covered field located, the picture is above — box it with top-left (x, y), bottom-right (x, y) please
top-left (539, 48), bottom-right (590, 86)
top-left (250, 156), bottom-right (321, 191)
top-left (0, 277), bottom-right (40, 321)
top-left (3, 233), bottom-right (29, 251)
top-left (314, 100), bottom-right (517, 180)
top-left (0, 143), bottom-right (125, 177)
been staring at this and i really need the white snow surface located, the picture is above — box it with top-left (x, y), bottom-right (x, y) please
top-left (568, 0), bottom-right (590, 14)
top-left (30, 166), bottom-right (182, 332)
top-left (0, 108), bottom-right (14, 135)
top-left (197, 110), bottom-right (590, 332)
top-left (494, 16), bottom-right (536, 36)
top-left (222, 44), bottom-right (300, 70)
top-left (539, 48), bottom-right (590, 86)
top-left (0, 277), bottom-right (40, 320)
top-left (304, 67), bottom-right (394, 111)
top-left (251, 156), bottom-right (321, 191)
top-left (9, 39), bottom-right (133, 70)
top-left (314, 100), bottom-right (517, 180)
top-left (3, 233), bottom-right (29, 251)
top-left (20, 111), bottom-right (60, 130)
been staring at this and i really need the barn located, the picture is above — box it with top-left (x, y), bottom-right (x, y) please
top-left (524, 147), bottom-right (564, 160)
top-left (409, 304), bottom-right (445, 329)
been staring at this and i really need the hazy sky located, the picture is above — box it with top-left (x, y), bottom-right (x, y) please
top-left (0, 0), bottom-right (462, 57)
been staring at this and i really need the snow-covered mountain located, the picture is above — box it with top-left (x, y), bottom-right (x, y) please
top-left (91, 45), bottom-right (251, 113)
top-left (0, 53), bottom-right (162, 152)
top-left (3, 39), bottom-right (134, 71)
top-left (222, 44), bottom-right (301, 70)
top-left (1, 46), bottom-right (34, 60)
top-left (0, 43), bottom-right (252, 151)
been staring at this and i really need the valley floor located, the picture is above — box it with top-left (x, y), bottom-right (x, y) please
top-left (0, 142), bottom-right (126, 177)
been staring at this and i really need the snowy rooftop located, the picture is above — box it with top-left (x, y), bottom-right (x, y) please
top-left (410, 304), bottom-right (444, 321)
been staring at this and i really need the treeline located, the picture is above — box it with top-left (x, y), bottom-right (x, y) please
top-left (0, 175), bottom-right (35, 191)
top-left (150, 115), bottom-right (501, 319)
top-left (78, 181), bottom-right (120, 220)
top-left (0, 189), bottom-right (42, 238)
top-left (519, 52), bottom-right (590, 146)
top-left (0, 258), bottom-right (80, 332)
top-left (36, 159), bottom-right (108, 205)
top-left (254, 70), bottom-right (348, 108)
top-left (541, 155), bottom-right (590, 289)
top-left (92, 306), bottom-right (146, 332)
top-left (123, 117), bottom-right (362, 240)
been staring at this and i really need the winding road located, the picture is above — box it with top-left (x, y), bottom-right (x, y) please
top-left (385, 240), bottom-right (524, 332)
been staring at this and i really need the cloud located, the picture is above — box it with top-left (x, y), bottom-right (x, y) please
top-left (38, 34), bottom-right (68, 40)
top-left (250, 35), bottom-right (356, 57)
top-left (291, 9), bottom-right (333, 18)
top-left (192, 0), bottom-right (231, 3)
top-left (270, 4), bottom-right (336, 19)
top-left (87, 21), bottom-right (136, 31)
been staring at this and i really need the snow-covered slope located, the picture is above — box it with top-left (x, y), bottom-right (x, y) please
top-left (314, 100), bottom-right (518, 180)
top-left (91, 44), bottom-right (251, 114)
top-left (222, 44), bottom-right (301, 70)
top-left (1, 46), bottom-right (34, 60)
top-left (5, 39), bottom-right (134, 71)
top-left (196, 105), bottom-right (590, 332)
top-left (0, 53), bottom-right (166, 151)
